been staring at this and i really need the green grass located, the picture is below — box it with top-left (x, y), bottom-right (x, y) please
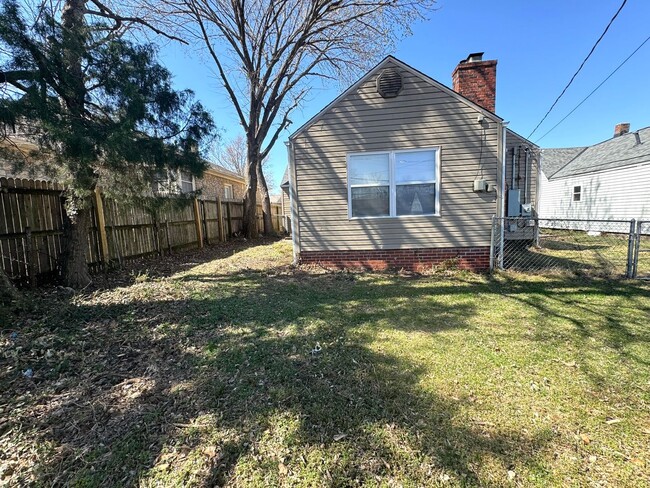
top-left (1, 239), bottom-right (649, 486)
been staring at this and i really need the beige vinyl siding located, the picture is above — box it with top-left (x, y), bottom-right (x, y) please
top-left (502, 130), bottom-right (539, 240)
top-left (504, 130), bottom-right (539, 210)
top-left (293, 61), bottom-right (501, 252)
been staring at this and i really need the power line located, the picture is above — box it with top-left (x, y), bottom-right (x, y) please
top-left (535, 34), bottom-right (650, 144)
top-left (527, 0), bottom-right (628, 139)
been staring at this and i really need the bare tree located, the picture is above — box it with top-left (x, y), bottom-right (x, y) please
top-left (154, 0), bottom-right (436, 238)
top-left (215, 135), bottom-right (247, 177)
top-left (214, 134), bottom-right (273, 185)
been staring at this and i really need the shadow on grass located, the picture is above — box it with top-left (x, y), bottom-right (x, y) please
top-left (4, 247), bottom-right (650, 485)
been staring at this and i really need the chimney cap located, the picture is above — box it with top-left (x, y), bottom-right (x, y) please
top-left (463, 52), bottom-right (484, 63)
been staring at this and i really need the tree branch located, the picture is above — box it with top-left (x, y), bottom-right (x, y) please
top-left (85, 0), bottom-right (188, 44)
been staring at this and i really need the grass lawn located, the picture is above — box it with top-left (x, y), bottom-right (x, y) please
top-left (1, 238), bottom-right (649, 486)
top-left (503, 229), bottom-right (650, 278)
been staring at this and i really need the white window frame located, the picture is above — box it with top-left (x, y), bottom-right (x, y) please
top-left (224, 183), bottom-right (234, 199)
top-left (178, 171), bottom-right (195, 193)
top-left (573, 185), bottom-right (582, 202)
top-left (347, 147), bottom-right (441, 219)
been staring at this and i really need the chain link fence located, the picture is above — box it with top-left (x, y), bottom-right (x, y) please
top-left (490, 217), bottom-right (643, 278)
top-left (632, 221), bottom-right (650, 279)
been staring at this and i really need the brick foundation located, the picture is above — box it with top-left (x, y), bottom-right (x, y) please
top-left (300, 247), bottom-right (490, 272)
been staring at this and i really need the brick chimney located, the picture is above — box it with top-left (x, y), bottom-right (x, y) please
top-left (614, 122), bottom-right (630, 137)
top-left (452, 52), bottom-right (497, 113)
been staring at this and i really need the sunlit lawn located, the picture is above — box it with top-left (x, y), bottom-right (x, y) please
top-left (1, 239), bottom-right (649, 486)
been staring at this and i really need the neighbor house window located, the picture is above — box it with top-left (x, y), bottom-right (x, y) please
top-left (224, 183), bottom-right (234, 199)
top-left (348, 148), bottom-right (439, 218)
top-left (179, 171), bottom-right (195, 193)
top-left (573, 185), bottom-right (581, 202)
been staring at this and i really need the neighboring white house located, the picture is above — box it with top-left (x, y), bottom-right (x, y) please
top-left (539, 124), bottom-right (650, 230)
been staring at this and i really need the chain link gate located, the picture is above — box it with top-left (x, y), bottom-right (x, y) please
top-left (632, 221), bottom-right (650, 279)
top-left (490, 217), bottom-right (641, 278)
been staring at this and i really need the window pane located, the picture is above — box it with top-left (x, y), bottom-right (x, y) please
top-left (396, 184), bottom-right (436, 215)
top-left (395, 150), bottom-right (436, 183)
top-left (349, 153), bottom-right (389, 185)
top-left (351, 186), bottom-right (389, 217)
top-left (181, 181), bottom-right (194, 193)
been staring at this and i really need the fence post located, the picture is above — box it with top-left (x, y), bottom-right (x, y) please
top-left (93, 187), bottom-right (110, 265)
top-left (626, 219), bottom-right (637, 278)
top-left (633, 221), bottom-right (642, 278)
top-left (489, 216), bottom-right (496, 271)
top-left (193, 197), bottom-right (204, 249)
top-left (25, 227), bottom-right (37, 289)
top-left (216, 196), bottom-right (224, 242)
top-left (201, 200), bottom-right (210, 246)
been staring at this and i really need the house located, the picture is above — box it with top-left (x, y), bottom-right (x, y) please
top-left (280, 168), bottom-right (291, 232)
top-left (0, 135), bottom-right (246, 201)
top-left (539, 124), bottom-right (650, 228)
top-left (193, 164), bottom-right (245, 200)
top-left (283, 53), bottom-right (539, 271)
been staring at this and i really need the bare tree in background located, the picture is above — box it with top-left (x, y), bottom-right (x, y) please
top-left (154, 0), bottom-right (436, 238)
top-left (216, 135), bottom-right (275, 198)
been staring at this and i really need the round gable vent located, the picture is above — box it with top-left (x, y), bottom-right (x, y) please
top-left (376, 68), bottom-right (403, 98)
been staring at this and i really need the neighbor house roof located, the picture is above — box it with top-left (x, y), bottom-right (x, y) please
top-left (540, 147), bottom-right (588, 177)
top-left (288, 55), bottom-right (503, 142)
top-left (204, 163), bottom-right (244, 183)
top-left (542, 126), bottom-right (650, 179)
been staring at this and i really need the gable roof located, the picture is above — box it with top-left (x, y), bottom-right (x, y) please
top-left (540, 147), bottom-right (587, 177)
top-left (288, 55), bottom-right (503, 141)
top-left (542, 126), bottom-right (650, 179)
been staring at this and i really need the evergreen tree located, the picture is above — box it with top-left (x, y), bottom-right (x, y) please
top-left (0, 0), bottom-right (215, 287)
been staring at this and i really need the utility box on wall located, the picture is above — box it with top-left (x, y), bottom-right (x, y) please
top-left (507, 189), bottom-right (521, 217)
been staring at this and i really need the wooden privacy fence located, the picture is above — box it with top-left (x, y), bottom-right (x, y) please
top-left (0, 177), bottom-right (283, 286)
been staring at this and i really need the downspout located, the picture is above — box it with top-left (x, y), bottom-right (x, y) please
top-left (523, 147), bottom-right (530, 202)
top-left (285, 140), bottom-right (300, 264)
top-left (535, 150), bottom-right (542, 246)
top-left (499, 122), bottom-right (509, 268)
top-left (511, 146), bottom-right (516, 189)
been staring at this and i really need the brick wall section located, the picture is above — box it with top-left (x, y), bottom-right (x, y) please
top-left (452, 60), bottom-right (497, 113)
top-left (300, 247), bottom-right (490, 272)
top-left (197, 173), bottom-right (246, 200)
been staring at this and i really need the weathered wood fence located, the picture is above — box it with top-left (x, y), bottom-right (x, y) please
top-left (0, 177), bottom-right (282, 286)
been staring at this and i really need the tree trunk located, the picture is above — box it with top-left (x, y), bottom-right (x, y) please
top-left (0, 267), bottom-right (21, 306)
top-left (256, 163), bottom-right (274, 235)
top-left (61, 199), bottom-right (92, 288)
top-left (59, 0), bottom-right (92, 288)
top-left (242, 141), bottom-right (259, 239)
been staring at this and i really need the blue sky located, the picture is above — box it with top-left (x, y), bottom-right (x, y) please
top-left (159, 0), bottom-right (650, 191)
